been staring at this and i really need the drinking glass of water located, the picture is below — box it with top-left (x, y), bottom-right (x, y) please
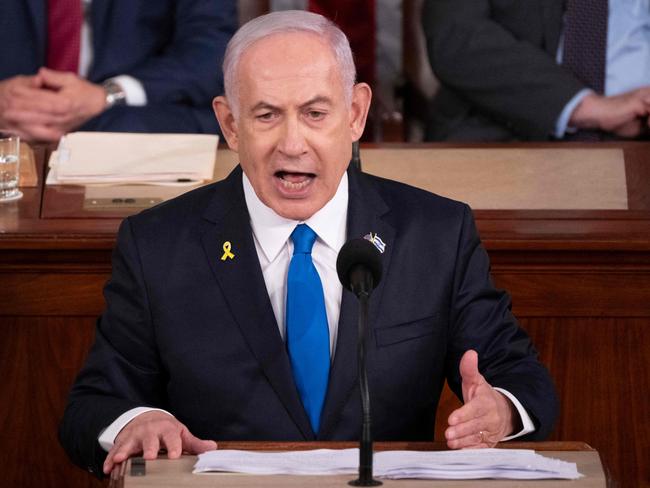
top-left (0, 135), bottom-right (22, 202)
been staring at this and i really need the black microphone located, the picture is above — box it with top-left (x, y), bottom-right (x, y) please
top-left (337, 238), bottom-right (383, 487)
top-left (336, 238), bottom-right (382, 298)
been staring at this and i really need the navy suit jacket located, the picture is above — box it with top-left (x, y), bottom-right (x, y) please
top-left (0, 0), bottom-right (236, 133)
top-left (423, 0), bottom-right (584, 141)
top-left (59, 166), bottom-right (558, 476)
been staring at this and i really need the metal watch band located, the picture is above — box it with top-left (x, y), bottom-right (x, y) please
top-left (102, 80), bottom-right (127, 108)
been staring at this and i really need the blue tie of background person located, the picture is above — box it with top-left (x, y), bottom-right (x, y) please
top-left (286, 224), bottom-right (330, 434)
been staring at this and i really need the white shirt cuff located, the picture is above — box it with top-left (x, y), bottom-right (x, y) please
top-left (108, 75), bottom-right (148, 106)
top-left (493, 387), bottom-right (536, 441)
top-left (554, 88), bottom-right (593, 138)
top-left (97, 407), bottom-right (173, 452)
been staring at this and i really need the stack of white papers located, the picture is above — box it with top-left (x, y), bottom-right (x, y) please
top-left (195, 449), bottom-right (358, 476)
top-left (194, 448), bottom-right (582, 480)
top-left (46, 132), bottom-right (219, 185)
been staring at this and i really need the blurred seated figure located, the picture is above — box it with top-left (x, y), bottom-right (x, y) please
top-left (0, 0), bottom-right (236, 142)
top-left (422, 0), bottom-right (650, 141)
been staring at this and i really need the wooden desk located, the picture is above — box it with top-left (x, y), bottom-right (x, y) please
top-left (111, 442), bottom-right (605, 488)
top-left (1, 143), bottom-right (648, 488)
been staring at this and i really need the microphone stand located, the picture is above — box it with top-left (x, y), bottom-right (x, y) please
top-left (349, 287), bottom-right (382, 486)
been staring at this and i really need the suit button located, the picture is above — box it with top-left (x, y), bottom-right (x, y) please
top-left (88, 467), bottom-right (94, 473)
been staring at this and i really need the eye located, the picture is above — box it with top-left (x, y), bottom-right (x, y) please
top-left (306, 110), bottom-right (326, 121)
top-left (256, 111), bottom-right (276, 121)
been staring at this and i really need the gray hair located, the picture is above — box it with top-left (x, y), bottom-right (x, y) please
top-left (223, 10), bottom-right (356, 117)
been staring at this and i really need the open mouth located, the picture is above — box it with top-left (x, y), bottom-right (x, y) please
top-left (274, 171), bottom-right (315, 191)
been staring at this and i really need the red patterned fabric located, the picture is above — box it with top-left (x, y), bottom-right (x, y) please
top-left (46, 0), bottom-right (83, 72)
top-left (308, 0), bottom-right (376, 87)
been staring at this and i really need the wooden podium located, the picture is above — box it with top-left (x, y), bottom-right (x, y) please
top-left (109, 442), bottom-right (606, 488)
top-left (1, 142), bottom-right (648, 488)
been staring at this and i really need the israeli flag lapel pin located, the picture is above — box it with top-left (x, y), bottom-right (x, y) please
top-left (363, 232), bottom-right (386, 254)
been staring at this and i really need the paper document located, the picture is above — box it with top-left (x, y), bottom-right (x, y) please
top-left (46, 132), bottom-right (219, 185)
top-left (194, 448), bottom-right (582, 480)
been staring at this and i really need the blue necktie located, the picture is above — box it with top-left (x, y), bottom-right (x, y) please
top-left (286, 224), bottom-right (330, 434)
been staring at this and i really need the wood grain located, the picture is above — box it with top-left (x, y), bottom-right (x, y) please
top-left (19, 142), bottom-right (38, 187)
top-left (0, 317), bottom-right (107, 488)
top-left (523, 318), bottom-right (650, 488)
top-left (1, 142), bottom-right (649, 488)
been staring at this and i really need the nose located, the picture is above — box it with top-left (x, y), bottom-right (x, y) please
top-left (278, 116), bottom-right (308, 158)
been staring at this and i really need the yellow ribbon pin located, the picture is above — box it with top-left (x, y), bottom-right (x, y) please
top-left (221, 241), bottom-right (235, 261)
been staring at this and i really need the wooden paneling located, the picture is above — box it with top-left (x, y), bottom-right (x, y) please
top-left (522, 318), bottom-right (650, 488)
top-left (2, 142), bottom-right (649, 488)
top-left (0, 316), bottom-right (106, 488)
top-left (495, 268), bottom-right (650, 317)
top-left (0, 273), bottom-right (107, 316)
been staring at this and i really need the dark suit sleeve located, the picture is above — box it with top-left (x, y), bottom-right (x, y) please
top-left (59, 218), bottom-right (168, 477)
top-left (123, 0), bottom-right (236, 107)
top-left (422, 0), bottom-right (585, 139)
top-left (445, 205), bottom-right (558, 439)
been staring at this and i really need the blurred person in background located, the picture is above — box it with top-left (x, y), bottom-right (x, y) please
top-left (0, 0), bottom-right (237, 142)
top-left (422, 0), bottom-right (650, 141)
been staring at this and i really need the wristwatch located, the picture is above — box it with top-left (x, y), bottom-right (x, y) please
top-left (102, 80), bottom-right (127, 108)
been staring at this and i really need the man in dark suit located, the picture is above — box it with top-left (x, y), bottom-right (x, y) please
top-left (422, 0), bottom-right (650, 141)
top-left (59, 10), bottom-right (557, 478)
top-left (0, 0), bottom-right (236, 141)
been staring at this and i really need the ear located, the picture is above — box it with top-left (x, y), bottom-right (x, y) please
top-left (348, 82), bottom-right (372, 142)
top-left (213, 96), bottom-right (239, 151)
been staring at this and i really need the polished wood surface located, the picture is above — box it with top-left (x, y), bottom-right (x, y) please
top-left (193, 440), bottom-right (596, 451)
top-left (1, 142), bottom-right (648, 488)
top-left (18, 143), bottom-right (39, 187)
top-left (111, 442), bottom-right (604, 488)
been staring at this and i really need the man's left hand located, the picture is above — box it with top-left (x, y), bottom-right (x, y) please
top-left (37, 67), bottom-right (107, 133)
top-left (445, 349), bottom-right (518, 449)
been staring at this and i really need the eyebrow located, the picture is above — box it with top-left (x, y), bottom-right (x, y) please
top-left (300, 96), bottom-right (333, 108)
top-left (250, 102), bottom-right (279, 114)
top-left (249, 96), bottom-right (334, 114)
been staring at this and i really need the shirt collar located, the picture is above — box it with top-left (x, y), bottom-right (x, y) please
top-left (242, 171), bottom-right (349, 262)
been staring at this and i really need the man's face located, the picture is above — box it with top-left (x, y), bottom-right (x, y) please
top-left (214, 32), bottom-right (370, 221)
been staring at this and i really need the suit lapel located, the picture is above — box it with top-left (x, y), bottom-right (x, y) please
top-left (319, 168), bottom-right (396, 438)
top-left (87, 0), bottom-right (112, 78)
top-left (89, 0), bottom-right (111, 39)
top-left (540, 0), bottom-right (565, 56)
top-left (199, 167), bottom-right (313, 439)
top-left (26, 0), bottom-right (46, 64)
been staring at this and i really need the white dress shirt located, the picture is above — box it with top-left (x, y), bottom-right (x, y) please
top-left (243, 172), bottom-right (348, 356)
top-left (98, 170), bottom-right (534, 449)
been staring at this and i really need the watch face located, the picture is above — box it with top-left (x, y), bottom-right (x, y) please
top-left (104, 82), bottom-right (126, 107)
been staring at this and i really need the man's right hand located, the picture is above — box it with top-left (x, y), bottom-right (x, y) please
top-left (102, 411), bottom-right (217, 475)
top-left (569, 87), bottom-right (650, 138)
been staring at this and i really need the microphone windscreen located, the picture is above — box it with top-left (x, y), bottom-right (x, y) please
top-left (336, 238), bottom-right (383, 291)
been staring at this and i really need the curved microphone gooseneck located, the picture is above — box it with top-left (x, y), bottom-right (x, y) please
top-left (336, 238), bottom-right (383, 487)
